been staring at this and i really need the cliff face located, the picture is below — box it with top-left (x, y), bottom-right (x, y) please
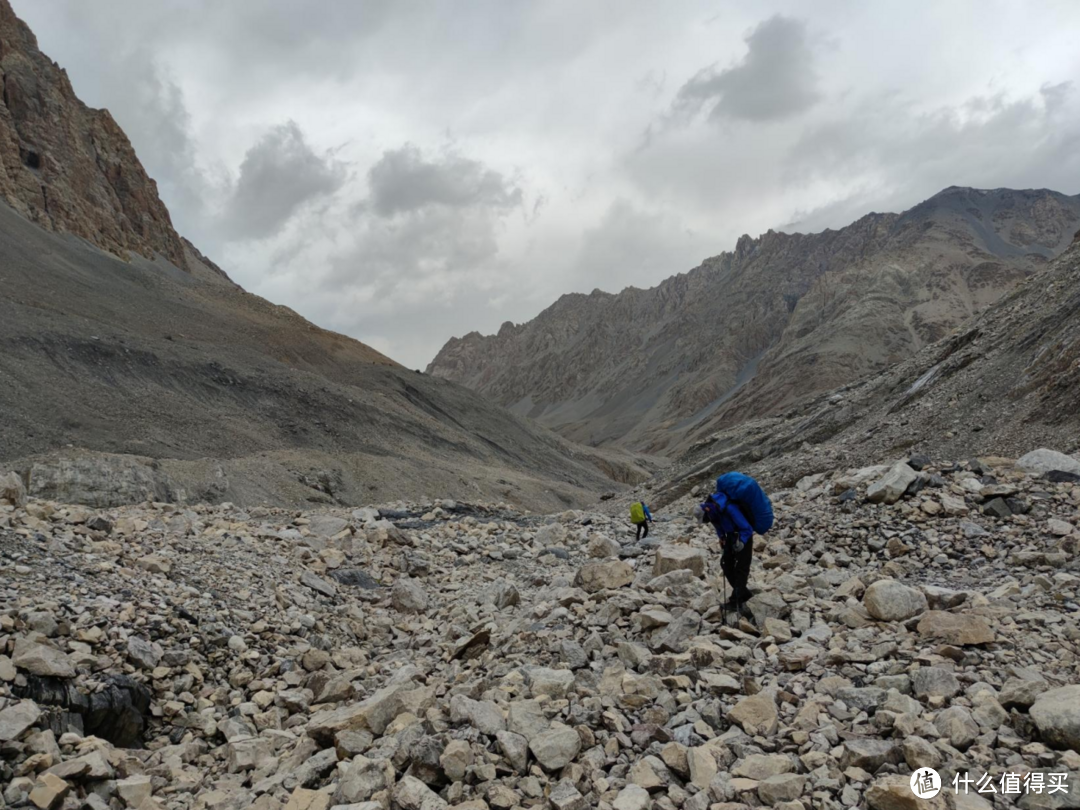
top-left (653, 228), bottom-right (1080, 508)
top-left (429, 187), bottom-right (1080, 454)
top-left (0, 0), bottom-right (186, 267)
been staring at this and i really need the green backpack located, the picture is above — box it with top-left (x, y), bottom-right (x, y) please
top-left (629, 502), bottom-right (645, 523)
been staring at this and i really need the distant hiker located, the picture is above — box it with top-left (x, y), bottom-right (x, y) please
top-left (629, 501), bottom-right (653, 540)
top-left (692, 472), bottom-right (774, 609)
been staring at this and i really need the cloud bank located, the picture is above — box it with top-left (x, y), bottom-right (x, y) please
top-left (13, 0), bottom-right (1080, 367)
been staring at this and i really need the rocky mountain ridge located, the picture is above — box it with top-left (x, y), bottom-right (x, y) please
top-left (429, 187), bottom-right (1080, 455)
top-left (0, 0), bottom-right (186, 268)
top-left (641, 229), bottom-right (1080, 511)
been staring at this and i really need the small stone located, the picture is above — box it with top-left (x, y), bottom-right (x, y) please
top-left (391, 577), bottom-right (429, 613)
top-left (394, 775), bottom-right (448, 810)
top-left (653, 545), bottom-right (708, 578)
top-left (612, 784), bottom-right (651, 810)
top-left (116, 775), bottom-right (153, 807)
top-left (549, 779), bottom-right (586, 810)
top-left (528, 667), bottom-right (574, 699)
top-left (440, 740), bottom-right (473, 781)
top-left (574, 560), bottom-right (634, 593)
top-left (999, 676), bottom-right (1048, 709)
top-left (916, 611), bottom-right (994, 645)
top-left (687, 746), bottom-right (717, 788)
top-left (0, 700), bottom-right (42, 742)
top-left (912, 667), bottom-right (960, 700)
top-left (12, 638), bottom-right (75, 679)
top-left (727, 692), bottom-right (778, 736)
top-left (866, 462), bottom-right (918, 505)
top-left (528, 723), bottom-right (581, 770)
top-left (758, 774), bottom-right (805, 805)
top-left (127, 636), bottom-right (163, 670)
top-left (28, 773), bottom-right (70, 810)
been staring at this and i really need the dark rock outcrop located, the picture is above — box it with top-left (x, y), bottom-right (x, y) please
top-left (15, 673), bottom-right (152, 748)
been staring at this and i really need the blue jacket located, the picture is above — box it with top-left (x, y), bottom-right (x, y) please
top-left (643, 504), bottom-right (653, 521)
top-left (701, 492), bottom-right (753, 545)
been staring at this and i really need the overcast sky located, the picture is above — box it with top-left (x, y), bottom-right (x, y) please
top-left (15, 1), bottom-right (1080, 367)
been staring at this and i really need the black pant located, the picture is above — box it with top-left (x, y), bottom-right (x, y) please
top-left (720, 535), bottom-right (753, 603)
top-left (635, 521), bottom-right (649, 540)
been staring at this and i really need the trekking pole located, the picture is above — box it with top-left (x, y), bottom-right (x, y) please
top-left (721, 568), bottom-right (728, 627)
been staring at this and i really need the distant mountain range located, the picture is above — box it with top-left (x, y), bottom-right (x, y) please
top-left (428, 186), bottom-right (1080, 454)
top-left (651, 224), bottom-right (1080, 508)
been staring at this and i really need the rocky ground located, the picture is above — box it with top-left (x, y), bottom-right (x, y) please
top-left (1, 449), bottom-right (1079, 810)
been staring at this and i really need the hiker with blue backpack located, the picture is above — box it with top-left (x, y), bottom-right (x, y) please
top-left (692, 472), bottom-right (774, 610)
top-left (629, 501), bottom-right (653, 540)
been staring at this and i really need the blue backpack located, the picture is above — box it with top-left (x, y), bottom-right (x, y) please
top-left (715, 472), bottom-right (774, 535)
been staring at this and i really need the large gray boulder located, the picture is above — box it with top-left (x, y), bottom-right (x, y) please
top-left (1029, 685), bottom-right (1080, 751)
top-left (1017, 448), bottom-right (1080, 476)
top-left (863, 579), bottom-right (927, 622)
top-left (866, 461), bottom-right (918, 504)
top-left (0, 471), bottom-right (26, 506)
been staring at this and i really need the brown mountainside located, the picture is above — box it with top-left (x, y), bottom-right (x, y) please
top-left (429, 187), bottom-right (1080, 454)
top-left (650, 228), bottom-right (1080, 507)
top-left (0, 0), bottom-right (186, 267)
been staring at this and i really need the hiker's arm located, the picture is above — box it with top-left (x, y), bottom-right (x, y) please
top-left (644, 505), bottom-right (653, 521)
top-left (728, 502), bottom-right (754, 545)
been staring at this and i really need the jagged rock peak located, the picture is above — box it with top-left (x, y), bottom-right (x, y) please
top-left (0, 0), bottom-right (187, 268)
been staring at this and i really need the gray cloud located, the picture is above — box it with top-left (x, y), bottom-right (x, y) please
top-left (368, 145), bottom-right (522, 217)
top-left (327, 145), bottom-right (524, 290)
top-left (784, 82), bottom-right (1080, 232)
top-left (574, 200), bottom-right (711, 291)
top-left (13, 1), bottom-right (1080, 368)
top-left (674, 15), bottom-right (820, 123)
top-left (224, 121), bottom-right (346, 241)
